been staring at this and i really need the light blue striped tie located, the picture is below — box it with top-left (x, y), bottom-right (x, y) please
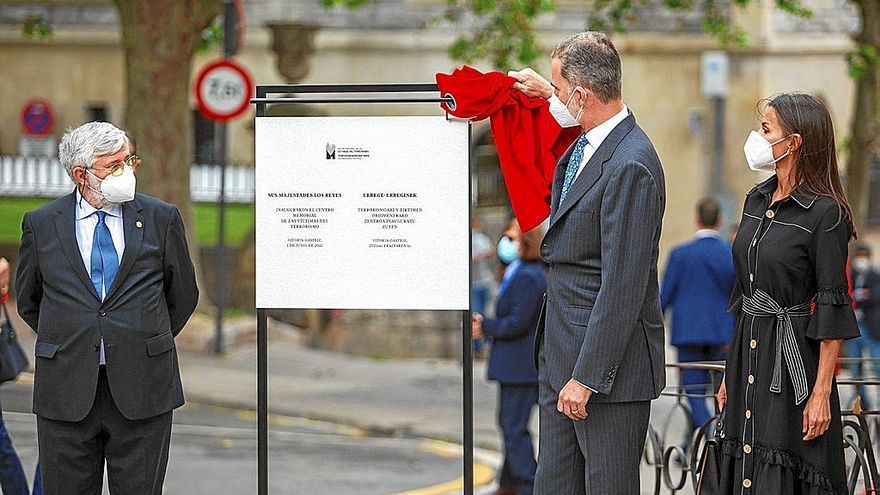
top-left (559, 134), bottom-right (589, 204)
top-left (90, 211), bottom-right (119, 299)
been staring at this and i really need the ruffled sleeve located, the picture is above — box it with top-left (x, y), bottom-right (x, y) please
top-left (806, 204), bottom-right (859, 341)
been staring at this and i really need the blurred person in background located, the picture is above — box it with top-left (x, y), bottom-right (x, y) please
top-left (661, 198), bottom-right (735, 434)
top-left (496, 215), bottom-right (520, 277)
top-left (472, 216), bottom-right (495, 355)
top-left (847, 243), bottom-right (880, 408)
top-left (0, 257), bottom-right (42, 495)
top-left (473, 225), bottom-right (547, 495)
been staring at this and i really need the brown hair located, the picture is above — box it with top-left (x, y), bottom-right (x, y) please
top-left (764, 93), bottom-right (856, 238)
top-left (518, 227), bottom-right (544, 262)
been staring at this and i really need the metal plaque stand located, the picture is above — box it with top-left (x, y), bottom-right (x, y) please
top-left (251, 83), bottom-right (474, 495)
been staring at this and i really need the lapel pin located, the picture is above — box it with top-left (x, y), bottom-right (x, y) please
top-left (136, 220), bottom-right (143, 229)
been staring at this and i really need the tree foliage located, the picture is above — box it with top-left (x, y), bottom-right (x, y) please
top-left (21, 15), bottom-right (53, 40)
top-left (442, 0), bottom-right (813, 70)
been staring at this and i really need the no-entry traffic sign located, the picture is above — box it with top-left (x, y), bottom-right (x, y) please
top-left (194, 59), bottom-right (254, 122)
top-left (21, 99), bottom-right (55, 136)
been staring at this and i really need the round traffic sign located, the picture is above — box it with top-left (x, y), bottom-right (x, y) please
top-left (194, 59), bottom-right (254, 122)
top-left (21, 99), bottom-right (55, 135)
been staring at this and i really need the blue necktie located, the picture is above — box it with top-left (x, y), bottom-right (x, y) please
top-left (559, 134), bottom-right (589, 204)
top-left (90, 211), bottom-right (119, 300)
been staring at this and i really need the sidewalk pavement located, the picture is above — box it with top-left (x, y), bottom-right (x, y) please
top-left (8, 307), bottom-right (696, 494)
top-left (176, 320), bottom-right (696, 494)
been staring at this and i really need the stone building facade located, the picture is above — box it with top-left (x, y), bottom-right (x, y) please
top-left (0, 0), bottom-right (871, 356)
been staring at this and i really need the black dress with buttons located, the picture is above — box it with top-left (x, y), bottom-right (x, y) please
top-left (720, 176), bottom-right (859, 495)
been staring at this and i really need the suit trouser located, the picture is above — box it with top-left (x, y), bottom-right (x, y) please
top-left (497, 383), bottom-right (538, 494)
top-left (676, 344), bottom-right (727, 431)
top-left (36, 368), bottom-right (172, 495)
top-left (534, 377), bottom-right (650, 495)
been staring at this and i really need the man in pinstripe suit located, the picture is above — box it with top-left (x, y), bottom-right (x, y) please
top-left (510, 32), bottom-right (666, 493)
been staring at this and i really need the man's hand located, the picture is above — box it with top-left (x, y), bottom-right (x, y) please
top-left (471, 313), bottom-right (484, 340)
top-left (558, 378), bottom-right (592, 420)
top-left (508, 68), bottom-right (554, 99)
top-left (0, 257), bottom-right (9, 296)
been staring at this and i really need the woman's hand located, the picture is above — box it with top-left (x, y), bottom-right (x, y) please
top-left (802, 390), bottom-right (832, 441)
top-left (716, 380), bottom-right (727, 410)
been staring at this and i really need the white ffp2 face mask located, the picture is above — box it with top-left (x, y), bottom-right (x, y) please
top-left (743, 131), bottom-right (792, 172)
top-left (548, 88), bottom-right (584, 128)
top-left (86, 165), bottom-right (137, 203)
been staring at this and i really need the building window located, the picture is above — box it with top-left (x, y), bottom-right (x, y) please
top-left (193, 109), bottom-right (215, 164)
top-left (86, 105), bottom-right (108, 123)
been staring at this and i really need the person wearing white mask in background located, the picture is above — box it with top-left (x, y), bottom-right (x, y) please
top-left (846, 243), bottom-right (880, 409)
top-left (15, 121), bottom-right (198, 495)
top-left (717, 94), bottom-right (859, 494)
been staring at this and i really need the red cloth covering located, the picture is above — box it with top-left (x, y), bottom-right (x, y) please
top-left (436, 66), bottom-right (581, 232)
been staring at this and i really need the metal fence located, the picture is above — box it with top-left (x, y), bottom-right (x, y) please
top-left (649, 360), bottom-right (880, 495)
top-left (0, 155), bottom-right (255, 203)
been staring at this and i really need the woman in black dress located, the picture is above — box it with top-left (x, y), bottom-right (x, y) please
top-left (717, 93), bottom-right (859, 494)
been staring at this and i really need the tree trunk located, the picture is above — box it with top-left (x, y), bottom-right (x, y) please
top-left (846, 0), bottom-right (879, 235)
top-left (113, 0), bottom-right (221, 308)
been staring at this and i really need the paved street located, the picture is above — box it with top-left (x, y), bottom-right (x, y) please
top-left (3, 312), bottom-right (697, 494)
top-left (0, 380), bottom-right (482, 495)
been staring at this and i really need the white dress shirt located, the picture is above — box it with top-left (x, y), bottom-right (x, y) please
top-left (75, 190), bottom-right (125, 364)
top-left (574, 104), bottom-right (630, 180)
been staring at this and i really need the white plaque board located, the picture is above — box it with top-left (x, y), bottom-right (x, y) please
top-left (255, 116), bottom-right (470, 310)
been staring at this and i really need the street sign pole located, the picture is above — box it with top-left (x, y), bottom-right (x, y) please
top-left (700, 51), bottom-right (729, 196)
top-left (213, 0), bottom-right (243, 355)
top-left (213, 118), bottom-right (227, 355)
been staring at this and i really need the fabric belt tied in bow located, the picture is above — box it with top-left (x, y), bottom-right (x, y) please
top-left (741, 289), bottom-right (813, 405)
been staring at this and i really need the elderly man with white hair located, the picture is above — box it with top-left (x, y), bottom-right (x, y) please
top-left (15, 121), bottom-right (198, 495)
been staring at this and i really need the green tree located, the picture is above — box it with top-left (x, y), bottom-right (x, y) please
top-left (326, 0), bottom-right (877, 231)
top-left (442, 0), bottom-right (878, 232)
top-left (23, 1), bottom-right (222, 307)
top-left (113, 0), bottom-right (221, 307)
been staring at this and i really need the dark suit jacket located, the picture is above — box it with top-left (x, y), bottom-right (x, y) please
top-left (660, 235), bottom-right (736, 347)
top-left (852, 267), bottom-right (880, 340)
top-left (482, 261), bottom-right (547, 384)
top-left (16, 192), bottom-right (198, 422)
top-left (536, 112), bottom-right (666, 402)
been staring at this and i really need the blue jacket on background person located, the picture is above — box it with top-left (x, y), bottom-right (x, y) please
top-left (482, 260), bottom-right (547, 384)
top-left (661, 231), bottom-right (736, 347)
